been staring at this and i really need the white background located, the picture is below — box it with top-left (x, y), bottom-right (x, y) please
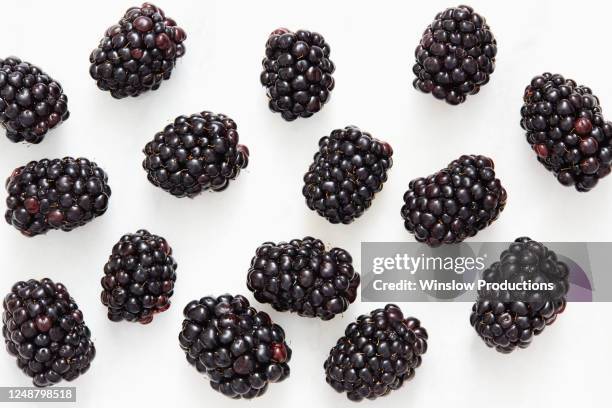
top-left (1, 0), bottom-right (610, 407)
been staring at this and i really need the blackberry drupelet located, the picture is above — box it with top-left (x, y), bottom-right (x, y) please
top-left (324, 304), bottom-right (428, 402)
top-left (260, 28), bottom-right (335, 121)
top-left (178, 294), bottom-right (291, 399)
top-left (2, 279), bottom-right (96, 387)
top-left (303, 126), bottom-right (393, 224)
top-left (5, 157), bottom-right (111, 237)
top-left (413, 5), bottom-right (497, 105)
top-left (520, 73), bottom-right (612, 191)
top-left (143, 111), bottom-right (249, 198)
top-left (0, 57), bottom-right (69, 143)
top-left (246, 237), bottom-right (360, 320)
top-left (100, 230), bottom-right (177, 324)
top-left (470, 238), bottom-right (570, 353)
top-left (401, 154), bottom-right (506, 247)
top-left (89, 3), bottom-right (186, 98)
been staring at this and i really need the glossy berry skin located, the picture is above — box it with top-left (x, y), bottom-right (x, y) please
top-left (0, 57), bottom-right (69, 143)
top-left (470, 238), bottom-right (570, 353)
top-left (303, 126), bottom-right (393, 224)
top-left (2, 279), bottom-right (96, 387)
top-left (247, 237), bottom-right (360, 320)
top-left (178, 295), bottom-right (291, 399)
top-left (4, 157), bottom-right (111, 237)
top-left (142, 111), bottom-right (249, 198)
top-left (401, 155), bottom-right (506, 247)
top-left (89, 3), bottom-right (186, 98)
top-left (413, 5), bottom-right (497, 105)
top-left (100, 230), bottom-right (177, 324)
top-left (520, 73), bottom-right (612, 191)
top-left (260, 28), bottom-right (335, 121)
top-left (324, 304), bottom-right (428, 402)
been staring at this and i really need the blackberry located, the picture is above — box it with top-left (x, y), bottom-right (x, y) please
top-left (324, 304), bottom-right (428, 402)
top-left (89, 3), bottom-right (186, 99)
top-left (178, 294), bottom-right (291, 399)
top-left (401, 154), bottom-right (506, 247)
top-left (246, 237), bottom-right (359, 321)
top-left (142, 111), bottom-right (249, 198)
top-left (0, 57), bottom-right (69, 143)
top-left (303, 126), bottom-right (393, 224)
top-left (2, 279), bottom-right (95, 387)
top-left (100, 230), bottom-right (177, 324)
top-left (520, 73), bottom-right (612, 191)
top-left (5, 157), bottom-right (111, 237)
top-left (470, 238), bottom-right (570, 353)
top-left (412, 5), bottom-right (497, 105)
top-left (260, 28), bottom-right (335, 121)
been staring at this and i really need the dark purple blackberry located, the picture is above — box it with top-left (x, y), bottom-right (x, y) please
top-left (324, 304), bottom-right (428, 402)
top-left (470, 238), bottom-right (570, 353)
top-left (4, 157), bottom-right (111, 237)
top-left (413, 5), bottom-right (497, 105)
top-left (303, 126), bottom-right (393, 224)
top-left (0, 57), bottom-right (69, 144)
top-left (2, 279), bottom-right (96, 387)
top-left (260, 28), bottom-right (335, 121)
top-left (401, 154), bottom-right (507, 247)
top-left (520, 73), bottom-right (612, 191)
top-left (89, 3), bottom-right (186, 99)
top-left (142, 111), bottom-right (249, 198)
top-left (100, 230), bottom-right (177, 324)
top-left (246, 237), bottom-right (359, 321)
top-left (178, 294), bottom-right (291, 399)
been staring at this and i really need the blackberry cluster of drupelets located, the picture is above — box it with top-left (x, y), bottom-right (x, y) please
top-left (260, 28), bottom-right (335, 120)
top-left (142, 111), bottom-right (249, 197)
top-left (303, 126), bottom-right (393, 224)
top-left (324, 304), bottom-right (428, 401)
top-left (401, 154), bottom-right (507, 246)
top-left (178, 295), bottom-right (291, 399)
top-left (0, 57), bottom-right (69, 143)
top-left (89, 3), bottom-right (186, 98)
top-left (4, 157), bottom-right (111, 237)
top-left (100, 230), bottom-right (177, 324)
top-left (2, 279), bottom-right (96, 387)
top-left (413, 5), bottom-right (497, 105)
top-left (246, 237), bottom-right (360, 320)
top-left (470, 238), bottom-right (570, 353)
top-left (520, 73), bottom-right (612, 191)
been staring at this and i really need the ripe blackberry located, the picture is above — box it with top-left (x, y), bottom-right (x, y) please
top-left (324, 304), bottom-right (428, 402)
top-left (520, 73), bottom-right (612, 191)
top-left (413, 5), bottom-right (497, 105)
top-left (260, 28), bottom-right (335, 121)
top-left (470, 238), bottom-right (570, 353)
top-left (178, 294), bottom-right (291, 399)
top-left (2, 279), bottom-right (96, 387)
top-left (89, 3), bottom-right (186, 99)
top-left (303, 126), bottom-right (393, 224)
top-left (5, 157), bottom-right (111, 237)
top-left (0, 56), bottom-right (69, 143)
top-left (401, 154), bottom-right (506, 247)
top-left (100, 230), bottom-right (177, 324)
top-left (246, 237), bottom-right (359, 321)
top-left (142, 111), bottom-right (249, 198)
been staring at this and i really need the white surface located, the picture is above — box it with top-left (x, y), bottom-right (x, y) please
top-left (1, 0), bottom-right (611, 407)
